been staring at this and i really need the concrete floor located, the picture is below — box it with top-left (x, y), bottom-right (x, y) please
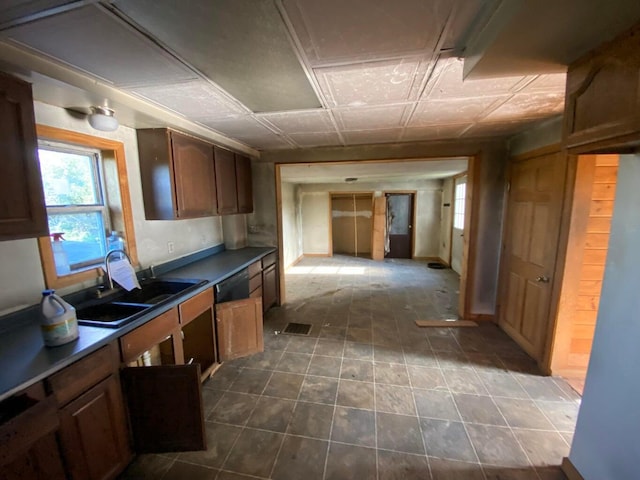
top-left (120, 255), bottom-right (579, 480)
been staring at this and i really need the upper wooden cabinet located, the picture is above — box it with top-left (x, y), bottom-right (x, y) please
top-left (564, 24), bottom-right (640, 150)
top-left (213, 146), bottom-right (238, 215)
top-left (0, 72), bottom-right (48, 240)
top-left (235, 154), bottom-right (253, 214)
top-left (214, 147), bottom-right (254, 215)
top-left (137, 129), bottom-right (217, 220)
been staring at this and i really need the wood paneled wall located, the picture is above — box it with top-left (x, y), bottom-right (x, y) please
top-left (551, 154), bottom-right (618, 376)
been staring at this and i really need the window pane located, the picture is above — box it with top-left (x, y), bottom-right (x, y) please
top-left (38, 148), bottom-right (100, 206)
top-left (48, 212), bottom-right (107, 269)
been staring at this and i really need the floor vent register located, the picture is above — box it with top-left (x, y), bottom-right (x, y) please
top-left (282, 322), bottom-right (313, 336)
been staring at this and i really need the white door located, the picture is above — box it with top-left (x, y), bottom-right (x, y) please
top-left (451, 175), bottom-right (466, 274)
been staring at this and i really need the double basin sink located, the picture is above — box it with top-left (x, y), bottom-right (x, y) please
top-left (75, 278), bottom-right (207, 328)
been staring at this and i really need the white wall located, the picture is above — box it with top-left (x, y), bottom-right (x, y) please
top-left (296, 180), bottom-right (442, 258)
top-left (280, 182), bottom-right (302, 268)
top-left (568, 154), bottom-right (640, 479)
top-left (246, 161), bottom-right (277, 247)
top-left (300, 191), bottom-right (330, 255)
top-left (0, 101), bottom-right (224, 312)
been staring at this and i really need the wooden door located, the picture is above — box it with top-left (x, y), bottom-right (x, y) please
top-left (498, 151), bottom-right (567, 360)
top-left (121, 364), bottom-right (206, 453)
top-left (451, 176), bottom-right (467, 274)
top-left (58, 376), bottom-right (131, 480)
top-left (170, 132), bottom-right (217, 218)
top-left (385, 193), bottom-right (414, 258)
top-left (216, 298), bottom-right (264, 361)
top-left (214, 146), bottom-right (238, 214)
top-left (0, 72), bottom-right (48, 240)
top-left (235, 154), bottom-right (253, 213)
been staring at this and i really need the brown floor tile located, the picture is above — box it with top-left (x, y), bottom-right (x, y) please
top-left (375, 383), bottom-right (416, 415)
top-left (287, 401), bottom-right (334, 439)
top-left (407, 365), bottom-right (447, 390)
top-left (442, 369), bottom-right (489, 395)
top-left (374, 362), bottom-right (411, 386)
top-left (263, 372), bottom-right (305, 399)
top-left (346, 326), bottom-right (373, 343)
top-left (377, 450), bottom-right (429, 480)
top-left (222, 428), bottom-right (284, 477)
top-left (377, 412), bottom-right (425, 454)
top-left (331, 406), bottom-right (376, 447)
top-left (228, 368), bottom-right (272, 394)
top-left (325, 442), bottom-right (377, 480)
top-left (336, 379), bottom-right (375, 409)
top-left (374, 344), bottom-right (405, 364)
top-left (271, 436), bottom-right (328, 480)
top-left (299, 375), bottom-right (339, 404)
top-left (207, 391), bottom-right (259, 426)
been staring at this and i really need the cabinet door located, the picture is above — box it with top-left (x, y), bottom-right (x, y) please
top-left (216, 298), bottom-right (264, 361)
top-left (0, 72), bottom-right (47, 240)
top-left (214, 146), bottom-right (238, 214)
top-left (262, 264), bottom-right (278, 312)
top-left (235, 154), bottom-right (253, 213)
top-left (180, 288), bottom-right (218, 381)
top-left (171, 133), bottom-right (217, 218)
top-left (121, 364), bottom-right (205, 453)
top-left (58, 375), bottom-right (131, 480)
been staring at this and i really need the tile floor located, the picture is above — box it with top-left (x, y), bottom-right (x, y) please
top-left (120, 256), bottom-right (580, 480)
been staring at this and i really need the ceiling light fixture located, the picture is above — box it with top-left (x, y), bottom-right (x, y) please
top-left (88, 105), bottom-right (119, 132)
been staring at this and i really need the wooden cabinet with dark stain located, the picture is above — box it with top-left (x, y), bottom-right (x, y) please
top-left (235, 153), bottom-right (253, 214)
top-left (0, 72), bottom-right (47, 240)
top-left (137, 129), bottom-right (217, 219)
top-left (47, 343), bottom-right (131, 480)
top-left (214, 146), bottom-right (239, 214)
top-left (262, 252), bottom-right (279, 312)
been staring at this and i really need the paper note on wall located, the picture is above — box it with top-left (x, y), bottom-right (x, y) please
top-left (109, 259), bottom-right (141, 291)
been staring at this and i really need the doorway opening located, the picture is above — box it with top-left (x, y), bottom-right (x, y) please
top-left (384, 192), bottom-right (415, 259)
top-left (451, 174), bottom-right (467, 274)
top-left (330, 193), bottom-right (373, 258)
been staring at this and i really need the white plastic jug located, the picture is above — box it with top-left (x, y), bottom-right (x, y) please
top-left (40, 290), bottom-right (79, 347)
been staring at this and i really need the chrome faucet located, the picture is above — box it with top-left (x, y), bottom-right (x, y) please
top-left (104, 249), bottom-right (134, 290)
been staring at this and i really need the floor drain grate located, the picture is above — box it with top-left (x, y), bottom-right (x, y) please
top-left (282, 322), bottom-right (312, 336)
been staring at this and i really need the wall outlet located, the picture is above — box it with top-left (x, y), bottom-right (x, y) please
top-left (167, 241), bottom-right (174, 253)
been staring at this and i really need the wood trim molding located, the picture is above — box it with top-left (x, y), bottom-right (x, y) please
top-left (459, 155), bottom-right (479, 320)
top-left (35, 124), bottom-right (138, 289)
top-left (275, 164), bottom-right (286, 305)
top-left (561, 457), bottom-right (585, 480)
top-left (511, 143), bottom-right (562, 162)
top-left (383, 190), bottom-right (417, 259)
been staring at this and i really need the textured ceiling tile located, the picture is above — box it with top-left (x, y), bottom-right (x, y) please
top-left (200, 115), bottom-right (279, 138)
top-left (316, 58), bottom-right (428, 107)
top-left (130, 81), bottom-right (245, 119)
top-left (342, 128), bottom-right (403, 146)
top-left (258, 110), bottom-right (336, 133)
top-left (427, 58), bottom-right (527, 99)
top-left (522, 73), bottom-right (567, 92)
top-left (335, 104), bottom-right (408, 130)
top-left (289, 131), bottom-right (342, 147)
top-left (5, 5), bottom-right (197, 88)
top-left (114, 0), bottom-right (320, 112)
top-left (283, 0), bottom-right (451, 64)
top-left (482, 92), bottom-right (565, 122)
top-left (409, 96), bottom-right (508, 126)
top-left (402, 123), bottom-right (471, 142)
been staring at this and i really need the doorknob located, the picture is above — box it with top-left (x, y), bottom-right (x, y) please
top-left (536, 275), bottom-right (550, 283)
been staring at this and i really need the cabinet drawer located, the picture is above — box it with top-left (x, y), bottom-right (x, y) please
top-left (249, 273), bottom-right (262, 293)
top-left (179, 288), bottom-right (214, 325)
top-left (47, 343), bottom-right (117, 406)
top-left (248, 260), bottom-right (261, 279)
top-left (250, 286), bottom-right (262, 299)
top-left (120, 308), bottom-right (179, 364)
top-left (262, 252), bottom-right (277, 269)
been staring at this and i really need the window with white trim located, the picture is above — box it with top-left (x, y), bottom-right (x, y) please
top-left (38, 141), bottom-right (111, 272)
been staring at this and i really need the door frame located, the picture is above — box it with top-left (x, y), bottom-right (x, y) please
top-left (383, 190), bottom-right (416, 259)
top-left (275, 155), bottom-right (478, 320)
top-left (449, 172), bottom-right (468, 272)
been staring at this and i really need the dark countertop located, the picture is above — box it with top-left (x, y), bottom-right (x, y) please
top-left (0, 246), bottom-right (275, 402)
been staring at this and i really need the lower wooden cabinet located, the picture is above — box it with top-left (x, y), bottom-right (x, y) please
top-left (262, 264), bottom-right (278, 312)
top-left (216, 297), bottom-right (264, 361)
top-left (57, 376), bottom-right (131, 480)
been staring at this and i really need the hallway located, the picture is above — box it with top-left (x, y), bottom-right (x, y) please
top-left (122, 256), bottom-right (579, 480)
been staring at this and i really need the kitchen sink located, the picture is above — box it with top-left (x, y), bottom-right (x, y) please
top-left (76, 278), bottom-right (207, 328)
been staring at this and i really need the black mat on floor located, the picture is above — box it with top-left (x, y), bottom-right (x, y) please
top-left (428, 262), bottom-right (446, 269)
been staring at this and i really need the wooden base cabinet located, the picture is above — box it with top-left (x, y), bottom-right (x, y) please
top-left (46, 343), bottom-right (132, 480)
top-left (179, 288), bottom-right (218, 381)
top-left (216, 298), bottom-right (264, 361)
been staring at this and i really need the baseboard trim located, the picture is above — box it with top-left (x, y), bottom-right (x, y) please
top-left (289, 255), bottom-right (304, 267)
top-left (303, 253), bottom-right (332, 257)
top-left (561, 457), bottom-right (584, 480)
top-left (465, 313), bottom-right (495, 322)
